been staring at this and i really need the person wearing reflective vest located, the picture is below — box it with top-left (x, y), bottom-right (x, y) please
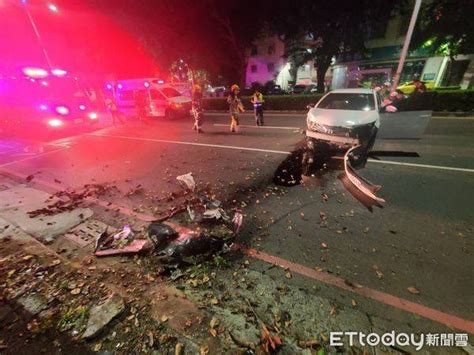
top-left (251, 88), bottom-right (264, 126)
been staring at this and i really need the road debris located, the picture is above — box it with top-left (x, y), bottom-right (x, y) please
top-left (27, 183), bottom-right (117, 218)
top-left (82, 293), bottom-right (125, 339)
top-left (176, 173), bottom-right (196, 191)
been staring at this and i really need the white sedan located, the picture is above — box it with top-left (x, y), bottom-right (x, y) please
top-left (306, 88), bottom-right (382, 151)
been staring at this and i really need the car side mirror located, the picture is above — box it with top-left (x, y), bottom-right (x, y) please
top-left (306, 103), bottom-right (316, 110)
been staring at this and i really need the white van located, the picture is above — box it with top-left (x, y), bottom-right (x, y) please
top-left (113, 78), bottom-right (192, 119)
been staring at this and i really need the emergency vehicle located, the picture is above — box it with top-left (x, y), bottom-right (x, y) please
top-left (0, 69), bottom-right (99, 136)
top-left (109, 78), bottom-right (192, 119)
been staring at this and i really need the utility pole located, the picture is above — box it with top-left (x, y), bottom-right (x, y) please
top-left (22, 2), bottom-right (54, 70)
top-left (391, 0), bottom-right (422, 91)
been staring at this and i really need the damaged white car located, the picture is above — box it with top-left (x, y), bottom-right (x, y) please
top-left (306, 88), bottom-right (384, 157)
top-left (305, 88), bottom-right (390, 206)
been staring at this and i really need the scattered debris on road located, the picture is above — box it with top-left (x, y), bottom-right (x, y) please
top-left (176, 173), bottom-right (196, 191)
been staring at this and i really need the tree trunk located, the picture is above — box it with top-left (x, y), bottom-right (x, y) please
top-left (316, 58), bottom-right (331, 93)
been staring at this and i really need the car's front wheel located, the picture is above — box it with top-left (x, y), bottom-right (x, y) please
top-left (165, 109), bottom-right (176, 119)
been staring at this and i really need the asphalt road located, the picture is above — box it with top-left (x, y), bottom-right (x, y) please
top-left (0, 112), bottom-right (473, 335)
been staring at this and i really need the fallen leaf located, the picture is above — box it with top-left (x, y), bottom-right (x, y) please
top-left (93, 343), bottom-right (102, 352)
top-left (330, 307), bottom-right (337, 316)
top-left (160, 315), bottom-right (169, 323)
top-left (407, 286), bottom-right (420, 295)
top-left (22, 255), bottom-right (34, 261)
top-left (375, 270), bottom-right (384, 279)
top-left (51, 259), bottom-right (61, 266)
top-left (209, 328), bottom-right (217, 337)
top-left (70, 288), bottom-right (81, 295)
top-left (351, 299), bottom-right (357, 308)
top-left (209, 317), bottom-right (220, 329)
top-left (210, 298), bottom-right (219, 305)
top-left (285, 271), bottom-right (292, 279)
top-left (175, 342), bottom-right (184, 355)
top-left (200, 345), bottom-right (209, 355)
top-left (7, 270), bottom-right (16, 277)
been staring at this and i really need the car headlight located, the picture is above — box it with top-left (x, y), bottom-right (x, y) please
top-left (55, 106), bottom-right (69, 115)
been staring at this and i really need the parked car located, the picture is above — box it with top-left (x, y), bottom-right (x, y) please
top-left (266, 84), bottom-right (285, 95)
top-left (291, 84), bottom-right (308, 94)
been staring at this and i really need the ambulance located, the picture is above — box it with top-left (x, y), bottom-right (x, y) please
top-left (109, 78), bottom-right (192, 119)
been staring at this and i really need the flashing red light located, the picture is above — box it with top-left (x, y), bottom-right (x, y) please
top-left (144, 81), bottom-right (150, 88)
top-left (48, 3), bottom-right (59, 12)
top-left (55, 106), bottom-right (69, 115)
top-left (51, 68), bottom-right (67, 77)
top-left (23, 67), bottom-right (48, 78)
top-left (48, 118), bottom-right (63, 127)
top-left (157, 80), bottom-right (164, 84)
top-left (39, 104), bottom-right (48, 111)
top-left (106, 83), bottom-right (113, 90)
top-left (79, 104), bottom-right (86, 110)
top-left (41, 81), bottom-right (48, 86)
top-left (117, 83), bottom-right (123, 89)
top-left (88, 112), bottom-right (98, 120)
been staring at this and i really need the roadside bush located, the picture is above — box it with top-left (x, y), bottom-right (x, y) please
top-left (433, 90), bottom-right (474, 112)
top-left (202, 90), bottom-right (473, 112)
top-left (203, 94), bottom-right (325, 111)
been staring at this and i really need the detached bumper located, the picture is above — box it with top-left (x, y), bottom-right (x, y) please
top-left (306, 130), bottom-right (359, 145)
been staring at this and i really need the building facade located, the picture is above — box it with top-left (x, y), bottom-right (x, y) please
top-left (245, 7), bottom-right (473, 91)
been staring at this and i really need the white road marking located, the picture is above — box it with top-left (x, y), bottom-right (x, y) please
top-left (207, 111), bottom-right (474, 120)
top-left (206, 112), bottom-right (304, 117)
top-left (213, 123), bottom-right (301, 130)
top-left (0, 147), bottom-right (68, 168)
top-left (88, 133), bottom-right (474, 174)
top-left (88, 133), bottom-right (291, 155)
top-left (432, 116), bottom-right (474, 120)
top-left (367, 159), bottom-right (474, 173)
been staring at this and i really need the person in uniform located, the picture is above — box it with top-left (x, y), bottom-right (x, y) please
top-left (227, 84), bottom-right (244, 133)
top-left (251, 87), bottom-right (265, 126)
top-left (191, 84), bottom-right (204, 133)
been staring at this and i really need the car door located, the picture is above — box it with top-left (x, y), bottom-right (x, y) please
top-left (149, 89), bottom-right (167, 117)
top-left (377, 93), bottom-right (433, 140)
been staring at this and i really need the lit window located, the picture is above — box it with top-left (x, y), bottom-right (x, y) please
top-left (267, 63), bottom-right (275, 73)
top-left (251, 65), bottom-right (258, 73)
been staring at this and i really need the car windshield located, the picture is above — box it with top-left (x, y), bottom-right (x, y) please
top-left (317, 93), bottom-right (375, 111)
top-left (160, 87), bottom-right (181, 98)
